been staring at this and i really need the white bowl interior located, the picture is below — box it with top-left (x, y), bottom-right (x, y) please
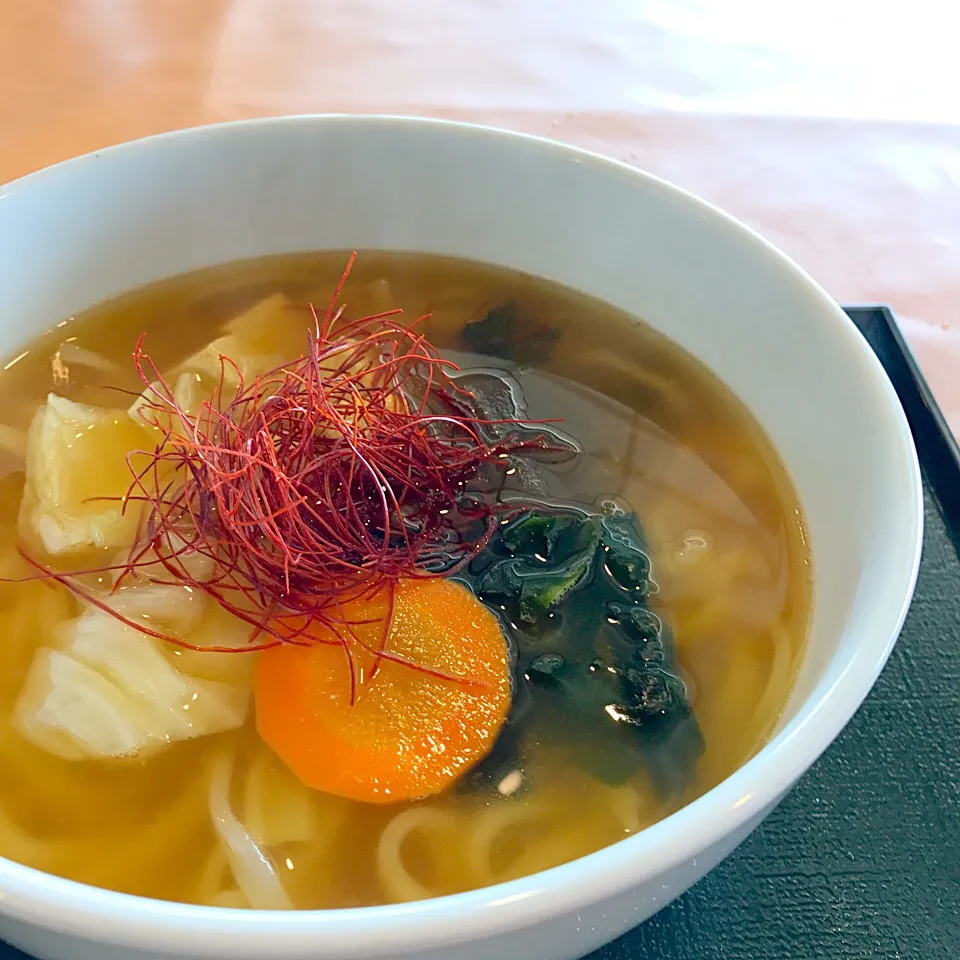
top-left (0, 117), bottom-right (921, 957)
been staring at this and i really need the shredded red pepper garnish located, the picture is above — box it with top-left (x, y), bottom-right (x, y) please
top-left (9, 254), bottom-right (563, 693)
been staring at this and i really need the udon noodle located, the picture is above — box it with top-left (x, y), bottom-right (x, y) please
top-left (0, 252), bottom-right (810, 908)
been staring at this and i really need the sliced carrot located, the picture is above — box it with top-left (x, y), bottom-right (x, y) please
top-left (254, 579), bottom-right (511, 804)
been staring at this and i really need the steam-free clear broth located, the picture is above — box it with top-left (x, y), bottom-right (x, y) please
top-left (0, 252), bottom-right (810, 907)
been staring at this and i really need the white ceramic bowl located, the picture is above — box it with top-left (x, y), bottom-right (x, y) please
top-left (0, 116), bottom-right (921, 960)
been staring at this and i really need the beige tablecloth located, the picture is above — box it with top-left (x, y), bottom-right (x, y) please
top-left (3, 0), bottom-right (958, 429)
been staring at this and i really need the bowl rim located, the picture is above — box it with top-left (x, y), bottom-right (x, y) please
top-left (0, 114), bottom-right (924, 954)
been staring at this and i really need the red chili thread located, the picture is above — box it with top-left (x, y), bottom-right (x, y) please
top-left (11, 255), bottom-right (565, 698)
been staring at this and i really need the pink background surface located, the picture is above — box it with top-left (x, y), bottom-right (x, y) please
top-left (3, 0), bottom-right (958, 429)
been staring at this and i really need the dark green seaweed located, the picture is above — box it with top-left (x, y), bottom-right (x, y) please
top-left (460, 501), bottom-right (703, 797)
top-left (459, 302), bottom-right (561, 365)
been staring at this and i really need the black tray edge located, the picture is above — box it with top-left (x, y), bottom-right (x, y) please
top-left (844, 305), bottom-right (960, 531)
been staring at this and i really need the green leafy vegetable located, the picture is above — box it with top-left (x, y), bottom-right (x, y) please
top-left (461, 500), bottom-right (703, 796)
top-left (459, 302), bottom-right (561, 365)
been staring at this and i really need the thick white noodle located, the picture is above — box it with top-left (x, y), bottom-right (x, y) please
top-left (208, 751), bottom-right (292, 910)
top-left (466, 800), bottom-right (545, 886)
top-left (377, 807), bottom-right (451, 903)
top-left (743, 619), bottom-right (793, 760)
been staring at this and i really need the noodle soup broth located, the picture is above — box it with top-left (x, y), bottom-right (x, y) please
top-left (0, 251), bottom-right (810, 909)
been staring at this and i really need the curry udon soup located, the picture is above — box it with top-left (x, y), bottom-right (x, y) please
top-left (0, 252), bottom-right (810, 909)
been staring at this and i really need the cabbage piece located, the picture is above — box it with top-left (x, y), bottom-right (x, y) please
top-left (14, 587), bottom-right (251, 761)
top-left (164, 601), bottom-right (259, 690)
top-left (180, 294), bottom-right (307, 388)
top-left (128, 372), bottom-right (206, 427)
top-left (179, 333), bottom-right (284, 389)
top-left (107, 581), bottom-right (256, 691)
top-left (243, 747), bottom-right (350, 849)
top-left (223, 293), bottom-right (306, 352)
top-left (129, 295), bottom-right (394, 437)
top-left (127, 296), bottom-right (309, 430)
top-left (19, 395), bottom-right (152, 555)
top-left (15, 649), bottom-right (156, 761)
top-left (104, 583), bottom-right (206, 633)
top-left (161, 531), bottom-right (216, 582)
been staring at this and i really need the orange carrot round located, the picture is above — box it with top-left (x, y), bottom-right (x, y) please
top-left (254, 579), bottom-right (511, 804)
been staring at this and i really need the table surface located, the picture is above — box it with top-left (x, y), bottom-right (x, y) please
top-left (2, 1), bottom-right (959, 431)
top-left (1, 3), bottom-right (958, 959)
